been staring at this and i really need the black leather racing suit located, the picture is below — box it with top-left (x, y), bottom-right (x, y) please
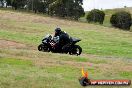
top-left (54, 31), bottom-right (70, 52)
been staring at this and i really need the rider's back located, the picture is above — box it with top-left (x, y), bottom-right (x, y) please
top-left (59, 31), bottom-right (70, 45)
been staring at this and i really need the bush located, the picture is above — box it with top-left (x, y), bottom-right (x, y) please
top-left (110, 11), bottom-right (132, 30)
top-left (86, 9), bottom-right (105, 24)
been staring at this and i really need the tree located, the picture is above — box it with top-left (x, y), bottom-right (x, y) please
top-left (71, 1), bottom-right (85, 20)
top-left (3, 0), bottom-right (85, 20)
top-left (49, 0), bottom-right (84, 20)
top-left (12, 0), bottom-right (27, 10)
top-left (49, 0), bottom-right (66, 17)
top-left (110, 11), bottom-right (132, 30)
top-left (45, 0), bottom-right (55, 14)
top-left (86, 9), bottom-right (105, 24)
top-left (12, 0), bottom-right (17, 10)
top-left (5, 0), bottom-right (12, 7)
top-left (0, 0), bottom-right (4, 7)
top-left (26, 0), bottom-right (48, 13)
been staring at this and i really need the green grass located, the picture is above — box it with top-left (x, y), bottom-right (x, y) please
top-left (0, 57), bottom-right (96, 88)
top-left (0, 9), bottom-right (132, 88)
top-left (0, 58), bottom-right (32, 66)
top-left (0, 19), bottom-right (132, 58)
top-left (0, 57), bottom-right (131, 88)
top-left (1, 9), bottom-right (132, 58)
top-left (119, 71), bottom-right (132, 78)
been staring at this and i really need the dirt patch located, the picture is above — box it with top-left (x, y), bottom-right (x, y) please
top-left (0, 39), bottom-right (26, 49)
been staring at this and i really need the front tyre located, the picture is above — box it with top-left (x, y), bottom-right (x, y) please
top-left (69, 45), bottom-right (82, 56)
top-left (38, 44), bottom-right (51, 52)
top-left (38, 44), bottom-right (44, 51)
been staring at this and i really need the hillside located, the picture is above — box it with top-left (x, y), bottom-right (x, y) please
top-left (104, 7), bottom-right (132, 27)
top-left (80, 7), bottom-right (132, 28)
top-left (0, 10), bottom-right (132, 88)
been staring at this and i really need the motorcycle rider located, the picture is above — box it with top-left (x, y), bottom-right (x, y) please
top-left (54, 28), bottom-right (71, 52)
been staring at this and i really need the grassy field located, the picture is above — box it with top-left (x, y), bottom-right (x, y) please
top-left (0, 9), bottom-right (132, 88)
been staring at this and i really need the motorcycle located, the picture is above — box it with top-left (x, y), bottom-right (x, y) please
top-left (38, 34), bottom-right (82, 56)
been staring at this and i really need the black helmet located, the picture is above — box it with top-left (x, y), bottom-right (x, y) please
top-left (55, 28), bottom-right (61, 36)
top-left (55, 28), bottom-right (61, 33)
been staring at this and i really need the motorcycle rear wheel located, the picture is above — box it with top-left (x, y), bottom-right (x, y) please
top-left (69, 45), bottom-right (82, 56)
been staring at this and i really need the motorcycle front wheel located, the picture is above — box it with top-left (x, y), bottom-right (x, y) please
top-left (38, 44), bottom-right (50, 52)
top-left (38, 44), bottom-right (43, 51)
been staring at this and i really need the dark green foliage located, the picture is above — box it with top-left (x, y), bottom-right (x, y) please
top-left (110, 11), bottom-right (132, 30)
top-left (12, 0), bottom-right (17, 10)
top-left (86, 9), bottom-right (105, 24)
top-left (3, 0), bottom-right (84, 20)
top-left (49, 1), bottom-right (65, 17)
top-left (71, 2), bottom-right (85, 20)
top-left (33, 0), bottom-right (50, 13)
top-left (49, 0), bottom-right (85, 20)
top-left (12, 0), bottom-right (27, 10)
top-left (5, 0), bottom-right (12, 7)
top-left (0, 0), bottom-right (4, 7)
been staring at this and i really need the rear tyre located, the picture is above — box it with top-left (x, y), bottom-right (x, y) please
top-left (69, 45), bottom-right (82, 56)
